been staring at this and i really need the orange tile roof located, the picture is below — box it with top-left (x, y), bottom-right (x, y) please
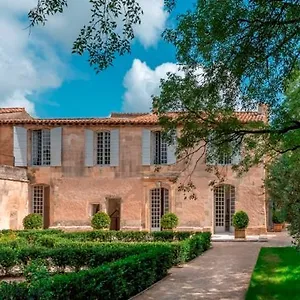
top-left (0, 110), bottom-right (264, 126)
top-left (0, 107), bottom-right (26, 114)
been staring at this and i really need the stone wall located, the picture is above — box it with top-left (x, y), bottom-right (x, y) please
top-left (0, 165), bottom-right (29, 229)
top-left (0, 124), bottom-right (267, 233)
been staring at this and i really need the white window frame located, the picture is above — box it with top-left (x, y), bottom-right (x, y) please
top-left (32, 129), bottom-right (51, 166)
top-left (152, 131), bottom-right (168, 165)
top-left (96, 131), bottom-right (111, 166)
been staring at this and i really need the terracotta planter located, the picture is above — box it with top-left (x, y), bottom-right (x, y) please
top-left (234, 228), bottom-right (246, 239)
top-left (274, 223), bottom-right (282, 232)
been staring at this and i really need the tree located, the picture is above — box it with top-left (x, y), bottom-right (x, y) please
top-left (265, 151), bottom-right (300, 248)
top-left (153, 0), bottom-right (300, 174)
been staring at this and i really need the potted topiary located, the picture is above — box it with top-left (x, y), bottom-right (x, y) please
top-left (91, 212), bottom-right (111, 230)
top-left (23, 213), bottom-right (43, 230)
top-left (232, 211), bottom-right (249, 239)
top-left (272, 210), bottom-right (284, 232)
top-left (161, 213), bottom-right (179, 231)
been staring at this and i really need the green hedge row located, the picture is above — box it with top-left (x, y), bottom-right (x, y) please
top-left (0, 246), bottom-right (173, 300)
top-left (59, 230), bottom-right (195, 242)
top-left (0, 232), bottom-right (211, 299)
top-left (0, 243), bottom-right (160, 276)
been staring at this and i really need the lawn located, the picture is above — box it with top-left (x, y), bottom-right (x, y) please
top-left (246, 247), bottom-right (300, 300)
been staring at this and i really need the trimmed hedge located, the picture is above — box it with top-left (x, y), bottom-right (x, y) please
top-left (0, 232), bottom-right (211, 299)
top-left (59, 230), bottom-right (195, 242)
top-left (0, 243), bottom-right (159, 276)
top-left (0, 246), bottom-right (173, 300)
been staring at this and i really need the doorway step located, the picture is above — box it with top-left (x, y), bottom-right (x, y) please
top-left (212, 233), bottom-right (268, 242)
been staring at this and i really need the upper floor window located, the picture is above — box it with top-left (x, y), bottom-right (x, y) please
top-left (217, 151), bottom-right (233, 165)
top-left (32, 129), bottom-right (51, 166)
top-left (153, 131), bottom-right (168, 165)
top-left (142, 129), bottom-right (176, 166)
top-left (206, 141), bottom-right (241, 165)
top-left (85, 129), bottom-right (119, 167)
top-left (97, 131), bottom-right (111, 165)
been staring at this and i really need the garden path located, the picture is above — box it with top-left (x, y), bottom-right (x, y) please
top-left (132, 231), bottom-right (292, 300)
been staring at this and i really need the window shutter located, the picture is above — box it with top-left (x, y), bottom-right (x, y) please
top-left (50, 127), bottom-right (62, 166)
top-left (142, 129), bottom-right (151, 165)
top-left (13, 126), bottom-right (27, 166)
top-left (167, 133), bottom-right (177, 165)
top-left (85, 129), bottom-right (94, 167)
top-left (110, 129), bottom-right (119, 166)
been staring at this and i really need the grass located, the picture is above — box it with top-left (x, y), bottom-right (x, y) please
top-left (246, 247), bottom-right (300, 300)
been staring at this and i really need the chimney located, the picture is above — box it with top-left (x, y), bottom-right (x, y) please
top-left (258, 103), bottom-right (269, 123)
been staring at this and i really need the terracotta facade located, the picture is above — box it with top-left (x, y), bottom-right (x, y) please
top-left (0, 108), bottom-right (269, 234)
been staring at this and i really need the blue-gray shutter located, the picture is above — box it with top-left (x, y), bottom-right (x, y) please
top-left (85, 129), bottom-right (94, 167)
top-left (110, 129), bottom-right (119, 166)
top-left (142, 129), bottom-right (151, 165)
top-left (50, 127), bottom-right (62, 166)
top-left (13, 126), bottom-right (27, 166)
top-left (167, 133), bottom-right (177, 165)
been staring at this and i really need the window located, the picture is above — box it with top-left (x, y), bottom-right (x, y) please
top-left (207, 142), bottom-right (241, 165)
top-left (217, 151), bottom-right (233, 165)
top-left (90, 203), bottom-right (101, 216)
top-left (150, 188), bottom-right (169, 231)
top-left (32, 186), bottom-right (44, 216)
top-left (32, 129), bottom-right (51, 166)
top-left (97, 131), bottom-right (110, 165)
top-left (153, 131), bottom-right (168, 164)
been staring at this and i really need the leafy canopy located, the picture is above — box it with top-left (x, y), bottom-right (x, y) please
top-left (153, 0), bottom-right (300, 173)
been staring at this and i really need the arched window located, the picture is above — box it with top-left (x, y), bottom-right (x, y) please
top-left (150, 188), bottom-right (169, 231)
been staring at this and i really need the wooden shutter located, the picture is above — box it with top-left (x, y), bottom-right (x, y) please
top-left (142, 129), bottom-right (151, 165)
top-left (50, 127), bottom-right (62, 166)
top-left (13, 126), bottom-right (27, 166)
top-left (85, 129), bottom-right (94, 167)
top-left (110, 129), bottom-right (119, 166)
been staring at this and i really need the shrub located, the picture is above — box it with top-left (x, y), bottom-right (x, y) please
top-left (171, 232), bottom-right (211, 264)
top-left (23, 214), bottom-right (43, 230)
top-left (0, 247), bottom-right (173, 300)
top-left (0, 233), bottom-right (212, 298)
top-left (272, 210), bottom-right (285, 224)
top-left (232, 211), bottom-right (249, 229)
top-left (161, 213), bottom-right (179, 230)
top-left (91, 212), bottom-right (111, 230)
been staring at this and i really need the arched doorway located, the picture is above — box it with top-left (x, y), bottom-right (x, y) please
top-left (214, 185), bottom-right (235, 233)
top-left (150, 188), bottom-right (169, 231)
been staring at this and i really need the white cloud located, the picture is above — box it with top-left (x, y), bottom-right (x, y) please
top-left (43, 0), bottom-right (168, 49)
top-left (134, 0), bottom-right (169, 47)
top-left (122, 59), bottom-right (184, 112)
top-left (0, 1), bottom-right (168, 115)
top-left (0, 3), bottom-right (67, 115)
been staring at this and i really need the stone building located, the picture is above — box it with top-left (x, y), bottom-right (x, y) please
top-left (0, 107), bottom-right (269, 234)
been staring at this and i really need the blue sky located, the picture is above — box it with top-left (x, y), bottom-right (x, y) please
top-left (0, 0), bottom-right (192, 118)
